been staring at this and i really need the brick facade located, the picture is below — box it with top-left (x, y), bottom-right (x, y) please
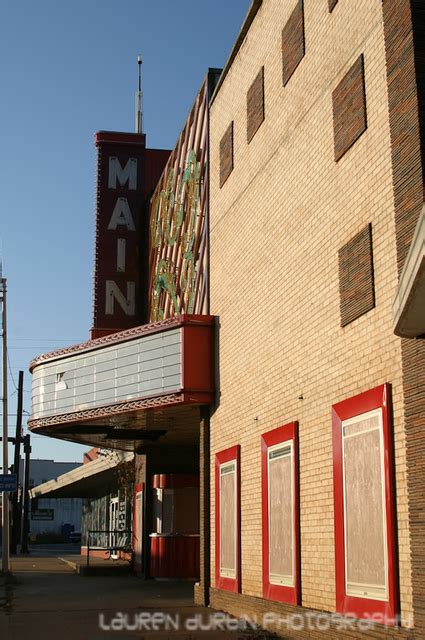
top-left (382, 0), bottom-right (425, 634)
top-left (208, 0), bottom-right (418, 635)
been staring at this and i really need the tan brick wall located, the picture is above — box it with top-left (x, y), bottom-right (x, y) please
top-left (209, 0), bottom-right (412, 626)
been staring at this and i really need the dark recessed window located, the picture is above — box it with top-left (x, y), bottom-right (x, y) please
top-left (219, 122), bottom-right (234, 188)
top-left (282, 0), bottom-right (305, 87)
top-left (338, 223), bottom-right (375, 327)
top-left (332, 55), bottom-right (367, 161)
top-left (247, 67), bottom-right (265, 143)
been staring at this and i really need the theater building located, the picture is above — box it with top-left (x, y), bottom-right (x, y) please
top-left (29, 70), bottom-right (220, 580)
top-left (28, 0), bottom-right (425, 637)
top-left (206, 0), bottom-right (425, 637)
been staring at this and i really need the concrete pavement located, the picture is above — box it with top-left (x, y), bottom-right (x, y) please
top-left (0, 554), bottom-right (277, 640)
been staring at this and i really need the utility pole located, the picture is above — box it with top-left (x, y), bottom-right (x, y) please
top-left (1, 276), bottom-right (10, 573)
top-left (11, 371), bottom-right (23, 554)
top-left (21, 434), bottom-right (31, 554)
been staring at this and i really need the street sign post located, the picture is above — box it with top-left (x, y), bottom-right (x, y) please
top-left (0, 473), bottom-right (17, 492)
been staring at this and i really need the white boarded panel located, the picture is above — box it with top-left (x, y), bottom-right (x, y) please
top-left (220, 462), bottom-right (236, 578)
top-left (268, 444), bottom-right (293, 586)
top-left (31, 328), bottom-right (182, 418)
top-left (343, 410), bottom-right (387, 600)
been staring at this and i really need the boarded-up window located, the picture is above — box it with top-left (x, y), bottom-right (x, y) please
top-left (220, 461), bottom-right (236, 578)
top-left (219, 122), bottom-right (234, 187)
top-left (261, 422), bottom-right (299, 605)
top-left (339, 223), bottom-right (375, 327)
top-left (247, 67), bottom-right (265, 143)
top-left (332, 55), bottom-right (367, 161)
top-left (268, 444), bottom-right (294, 586)
top-left (342, 410), bottom-right (387, 600)
top-left (282, 0), bottom-right (305, 87)
top-left (332, 384), bottom-right (398, 622)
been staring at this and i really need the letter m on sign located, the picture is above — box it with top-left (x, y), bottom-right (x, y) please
top-left (108, 157), bottom-right (137, 190)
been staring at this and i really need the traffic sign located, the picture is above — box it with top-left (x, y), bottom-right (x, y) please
top-left (0, 474), bottom-right (17, 492)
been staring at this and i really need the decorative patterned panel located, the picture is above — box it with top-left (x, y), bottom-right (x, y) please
top-left (332, 55), bottom-right (367, 161)
top-left (339, 223), bottom-right (375, 327)
top-left (282, 0), bottom-right (305, 87)
top-left (148, 71), bottom-right (220, 321)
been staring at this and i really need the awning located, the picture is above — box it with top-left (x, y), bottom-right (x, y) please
top-left (393, 205), bottom-right (425, 338)
top-left (29, 451), bottom-right (134, 499)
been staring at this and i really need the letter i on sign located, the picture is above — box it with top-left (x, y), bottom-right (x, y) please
top-left (117, 239), bottom-right (126, 272)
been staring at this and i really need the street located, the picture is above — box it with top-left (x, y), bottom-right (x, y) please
top-left (0, 548), bottom-right (275, 640)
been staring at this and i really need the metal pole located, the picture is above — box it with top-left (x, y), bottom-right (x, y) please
top-left (21, 434), bottom-right (31, 554)
top-left (1, 278), bottom-right (9, 573)
top-left (11, 371), bottom-right (23, 554)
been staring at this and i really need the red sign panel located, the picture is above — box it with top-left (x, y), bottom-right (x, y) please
top-left (91, 131), bottom-right (169, 339)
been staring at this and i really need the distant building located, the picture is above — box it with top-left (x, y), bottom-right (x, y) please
top-left (24, 459), bottom-right (82, 540)
top-left (30, 450), bottom-right (134, 555)
top-left (20, 458), bottom-right (80, 489)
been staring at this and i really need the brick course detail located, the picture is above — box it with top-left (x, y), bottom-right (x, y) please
top-left (219, 122), bottom-right (234, 188)
top-left (247, 67), bottom-right (265, 143)
top-left (338, 223), bottom-right (375, 327)
top-left (282, 0), bottom-right (305, 87)
top-left (383, 0), bottom-right (425, 633)
top-left (332, 55), bottom-right (367, 161)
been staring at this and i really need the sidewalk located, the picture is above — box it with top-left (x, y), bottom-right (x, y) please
top-left (0, 556), bottom-right (277, 640)
top-left (59, 553), bottom-right (131, 576)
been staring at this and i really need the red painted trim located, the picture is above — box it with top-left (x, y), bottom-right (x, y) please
top-left (95, 130), bottom-right (146, 146)
top-left (133, 482), bottom-right (144, 571)
top-left (182, 322), bottom-right (215, 393)
top-left (332, 383), bottom-right (399, 624)
top-left (215, 445), bottom-right (241, 593)
top-left (30, 314), bottom-right (215, 371)
top-left (261, 422), bottom-right (300, 605)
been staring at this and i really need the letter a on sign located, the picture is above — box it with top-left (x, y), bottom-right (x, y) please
top-left (108, 198), bottom-right (136, 231)
top-left (108, 157), bottom-right (137, 190)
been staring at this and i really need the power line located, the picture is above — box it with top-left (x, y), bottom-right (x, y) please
top-left (6, 349), bottom-right (17, 391)
top-left (8, 337), bottom-right (83, 343)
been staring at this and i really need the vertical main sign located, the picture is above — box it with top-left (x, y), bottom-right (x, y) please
top-left (91, 131), bottom-right (169, 339)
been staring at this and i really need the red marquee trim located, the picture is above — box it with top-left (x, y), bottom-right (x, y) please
top-left (30, 314), bottom-right (214, 371)
top-left (261, 422), bottom-right (300, 605)
top-left (332, 383), bottom-right (399, 624)
top-left (215, 445), bottom-right (241, 593)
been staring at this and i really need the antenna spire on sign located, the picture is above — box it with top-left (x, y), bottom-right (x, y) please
top-left (135, 55), bottom-right (143, 134)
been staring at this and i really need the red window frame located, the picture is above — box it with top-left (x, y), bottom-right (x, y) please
top-left (215, 445), bottom-right (241, 592)
top-left (261, 422), bottom-right (300, 604)
top-left (332, 383), bottom-right (398, 623)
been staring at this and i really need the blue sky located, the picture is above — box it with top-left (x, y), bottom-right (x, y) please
top-left (0, 0), bottom-right (251, 463)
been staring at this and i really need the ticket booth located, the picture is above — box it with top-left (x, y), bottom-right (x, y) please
top-left (150, 474), bottom-right (200, 579)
